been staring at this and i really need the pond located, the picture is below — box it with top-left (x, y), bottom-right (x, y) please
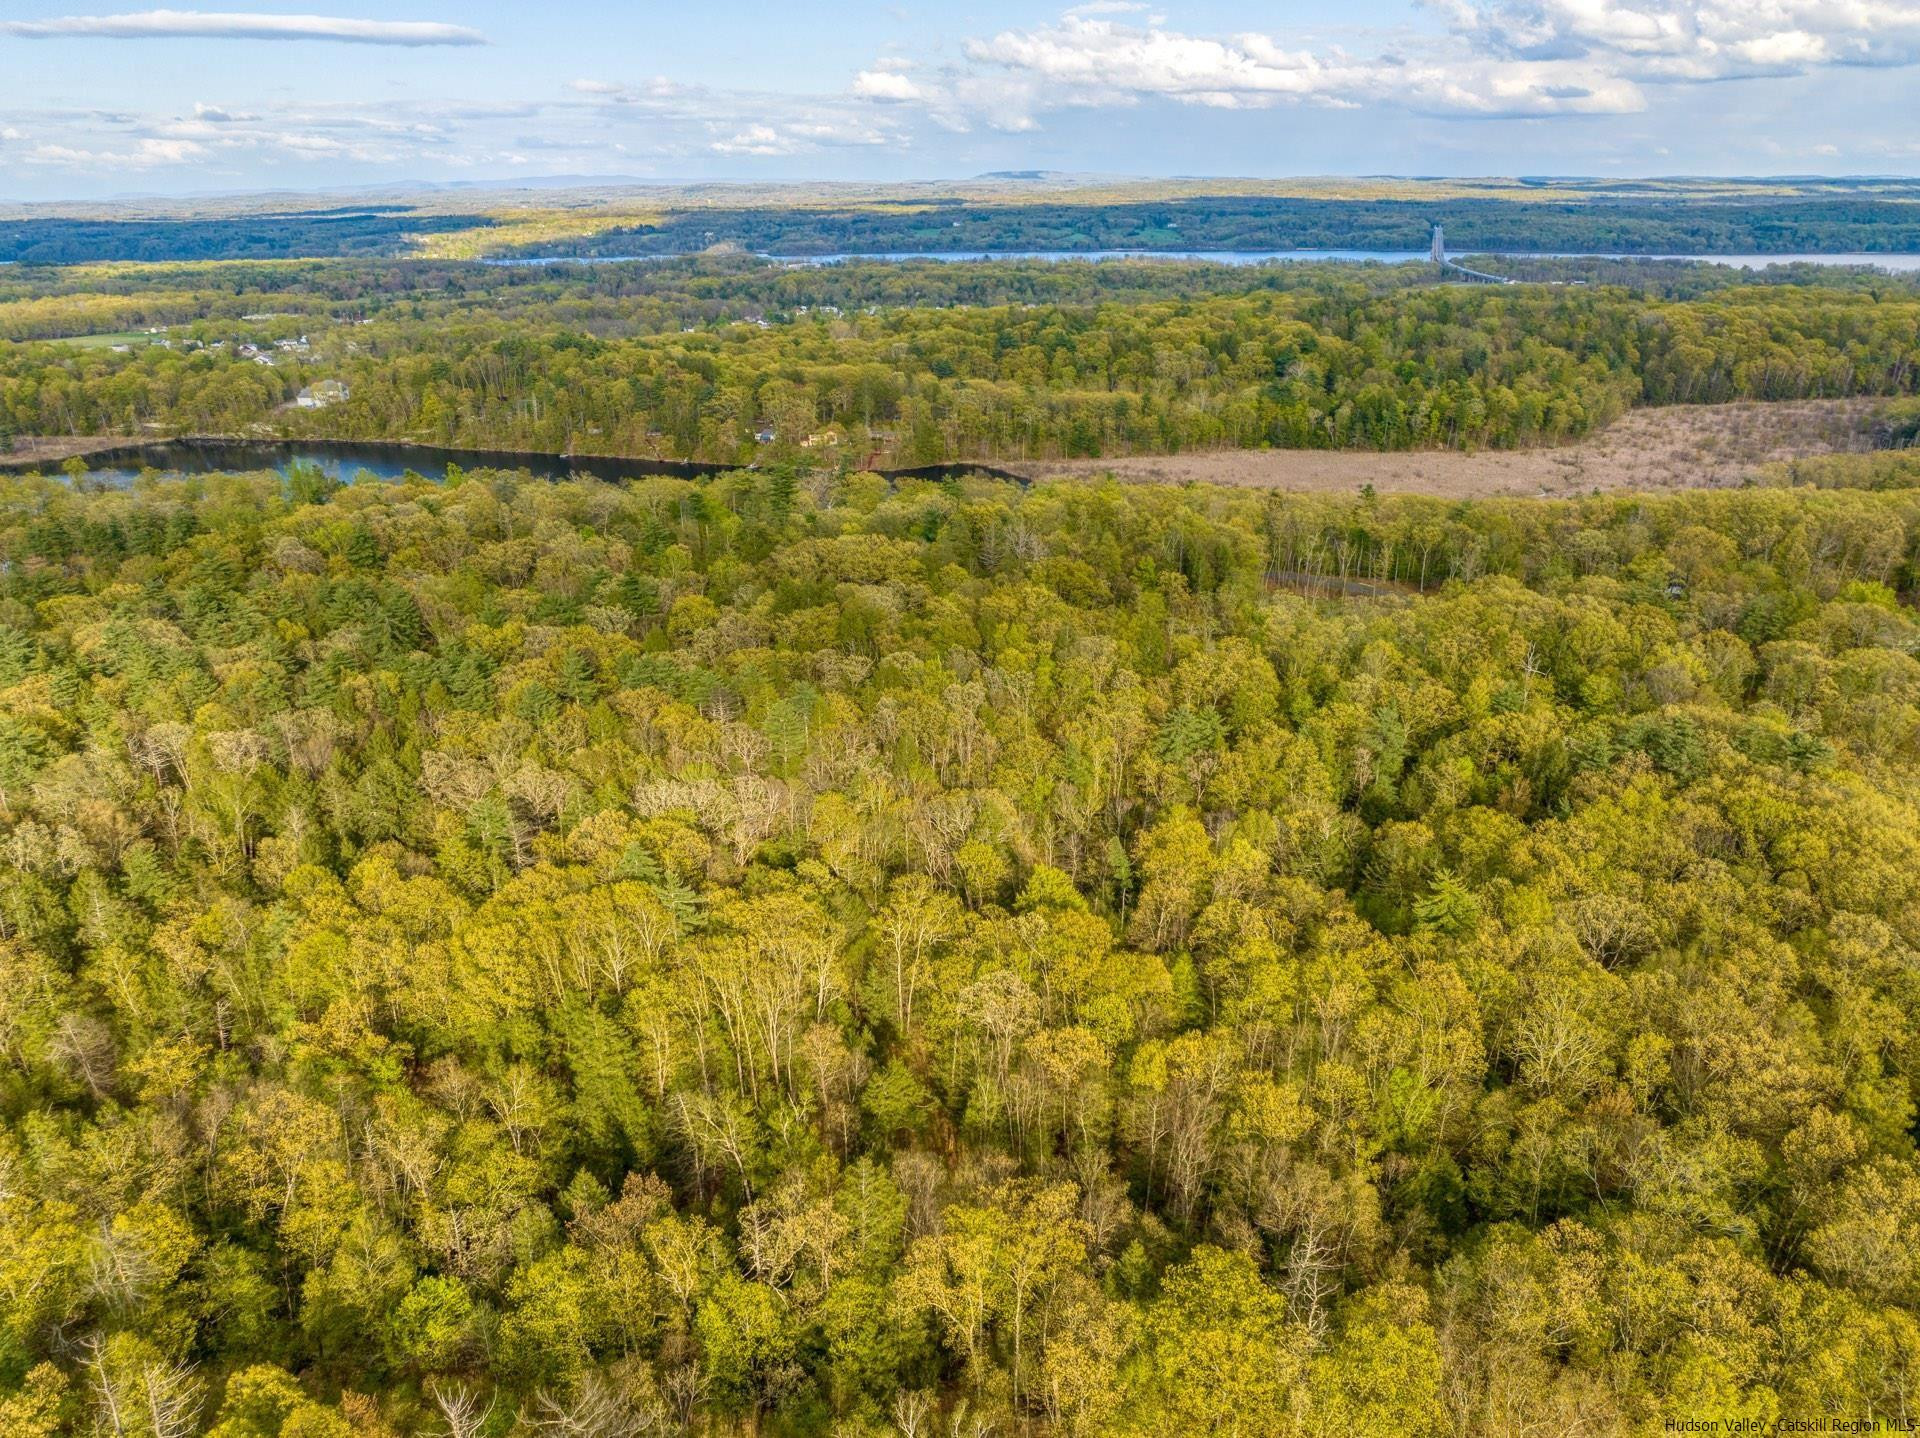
top-left (4, 437), bottom-right (1028, 488)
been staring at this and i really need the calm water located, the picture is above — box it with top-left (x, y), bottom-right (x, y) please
top-left (53, 440), bottom-right (672, 489)
top-left (488, 248), bottom-right (1920, 272)
top-left (483, 249), bottom-right (1429, 268)
top-left (778, 250), bottom-right (1920, 271)
top-left (769, 249), bottom-right (1432, 266)
top-left (1605, 253), bottom-right (1920, 272)
top-left (23, 438), bottom-right (1024, 488)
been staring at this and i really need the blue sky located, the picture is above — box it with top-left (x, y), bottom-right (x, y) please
top-left (0, 1), bottom-right (1915, 200)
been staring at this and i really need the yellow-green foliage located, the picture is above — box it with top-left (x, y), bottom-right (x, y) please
top-left (6, 266), bottom-right (1920, 462)
top-left (3, 470), bottom-right (1920, 1433)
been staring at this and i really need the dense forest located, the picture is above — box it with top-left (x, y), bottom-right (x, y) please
top-left (7, 251), bottom-right (1916, 347)
top-left (7, 186), bottom-right (1920, 267)
top-left (4, 260), bottom-right (1920, 464)
top-left (530, 195), bottom-right (1920, 260)
top-left (0, 214), bottom-right (496, 267)
top-left (4, 462), bottom-right (1920, 1435)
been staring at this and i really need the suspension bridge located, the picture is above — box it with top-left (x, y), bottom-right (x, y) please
top-left (1430, 224), bottom-right (1513, 284)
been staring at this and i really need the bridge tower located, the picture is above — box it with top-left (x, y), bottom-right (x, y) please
top-left (1430, 223), bottom-right (1445, 265)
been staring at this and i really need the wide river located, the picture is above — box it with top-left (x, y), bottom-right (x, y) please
top-left (487, 249), bottom-right (1920, 272)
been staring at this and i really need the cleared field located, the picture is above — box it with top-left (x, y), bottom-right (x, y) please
top-left (44, 330), bottom-right (162, 349)
top-left (1017, 398), bottom-right (1892, 498)
top-left (0, 434), bottom-right (153, 469)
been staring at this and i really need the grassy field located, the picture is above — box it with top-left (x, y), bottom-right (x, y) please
top-left (44, 328), bottom-right (164, 349)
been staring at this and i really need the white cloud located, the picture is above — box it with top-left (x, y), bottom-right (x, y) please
top-left (135, 137), bottom-right (206, 162)
top-left (0, 10), bottom-right (486, 46)
top-left (1433, 0), bottom-right (1920, 81)
top-left (712, 124), bottom-right (794, 157)
top-left (0, 95), bottom-right (526, 177)
top-left (555, 73), bottom-right (910, 159)
top-left (854, 0), bottom-right (1920, 132)
top-left (22, 136), bottom-right (207, 169)
top-left (786, 118), bottom-right (889, 145)
top-left (710, 111), bottom-right (893, 156)
top-left (853, 63), bottom-right (925, 101)
top-left (955, 13), bottom-right (1642, 119)
top-left (2, 0), bottom-right (1909, 190)
top-left (572, 77), bottom-right (689, 105)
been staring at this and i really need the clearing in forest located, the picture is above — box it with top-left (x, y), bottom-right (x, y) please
top-left (1017, 398), bottom-right (1894, 498)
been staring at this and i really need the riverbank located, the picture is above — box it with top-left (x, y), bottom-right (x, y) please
top-left (3, 397), bottom-right (1895, 498)
top-left (483, 247), bottom-right (1920, 272)
top-left (0, 434), bottom-right (1032, 487)
top-left (0, 434), bottom-right (166, 471)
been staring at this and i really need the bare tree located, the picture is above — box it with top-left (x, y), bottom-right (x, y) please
top-left (892, 1388), bottom-right (935, 1438)
top-left (83, 1336), bottom-right (202, 1438)
top-left (429, 1381), bottom-right (496, 1438)
top-left (522, 1371), bottom-right (669, 1437)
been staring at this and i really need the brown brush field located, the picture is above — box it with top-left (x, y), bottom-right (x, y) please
top-left (1015, 398), bottom-right (1893, 497)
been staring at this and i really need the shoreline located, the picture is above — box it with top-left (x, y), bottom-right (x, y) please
top-left (1, 397), bottom-right (1895, 498)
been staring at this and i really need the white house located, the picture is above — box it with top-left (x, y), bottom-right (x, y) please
top-left (296, 380), bottom-right (351, 409)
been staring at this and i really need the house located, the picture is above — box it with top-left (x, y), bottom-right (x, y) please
top-left (296, 380), bottom-right (351, 409)
top-left (754, 427), bottom-right (776, 444)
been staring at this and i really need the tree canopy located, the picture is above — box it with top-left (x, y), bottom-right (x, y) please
top-left (3, 258), bottom-right (1919, 465)
top-left (4, 461), bottom-right (1920, 1433)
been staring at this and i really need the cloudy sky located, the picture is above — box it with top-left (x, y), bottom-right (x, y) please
top-left (0, 0), bottom-right (1915, 199)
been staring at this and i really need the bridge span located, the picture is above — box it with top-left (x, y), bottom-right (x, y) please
top-left (1429, 222), bottom-right (1513, 283)
top-left (1440, 259), bottom-right (1512, 284)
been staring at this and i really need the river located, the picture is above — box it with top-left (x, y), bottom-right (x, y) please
top-left (484, 249), bottom-right (1920, 272)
